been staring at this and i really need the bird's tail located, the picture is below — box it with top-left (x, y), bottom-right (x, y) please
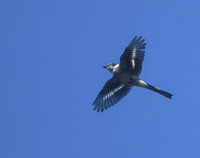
top-left (146, 83), bottom-right (173, 99)
top-left (135, 80), bottom-right (173, 99)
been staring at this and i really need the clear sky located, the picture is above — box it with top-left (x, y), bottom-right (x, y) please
top-left (1, 0), bottom-right (200, 158)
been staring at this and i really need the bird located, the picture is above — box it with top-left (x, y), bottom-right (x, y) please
top-left (92, 36), bottom-right (173, 112)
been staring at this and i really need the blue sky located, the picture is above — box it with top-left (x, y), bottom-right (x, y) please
top-left (1, 0), bottom-right (200, 157)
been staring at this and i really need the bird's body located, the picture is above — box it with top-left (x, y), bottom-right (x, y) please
top-left (93, 36), bottom-right (173, 112)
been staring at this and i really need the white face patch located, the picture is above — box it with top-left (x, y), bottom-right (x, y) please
top-left (113, 64), bottom-right (119, 69)
top-left (107, 64), bottom-right (119, 74)
top-left (112, 64), bottom-right (119, 74)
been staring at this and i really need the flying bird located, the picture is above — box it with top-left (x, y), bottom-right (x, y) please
top-left (92, 36), bottom-right (173, 112)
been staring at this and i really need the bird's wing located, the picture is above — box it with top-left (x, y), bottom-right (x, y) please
top-left (92, 77), bottom-right (132, 112)
top-left (119, 36), bottom-right (146, 76)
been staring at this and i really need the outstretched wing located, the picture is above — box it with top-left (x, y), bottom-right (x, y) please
top-left (119, 36), bottom-right (146, 76)
top-left (92, 77), bottom-right (132, 112)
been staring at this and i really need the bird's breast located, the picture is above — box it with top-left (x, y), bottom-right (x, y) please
top-left (116, 72), bottom-right (138, 84)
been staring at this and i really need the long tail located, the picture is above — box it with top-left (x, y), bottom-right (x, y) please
top-left (135, 80), bottom-right (173, 99)
top-left (146, 83), bottom-right (173, 99)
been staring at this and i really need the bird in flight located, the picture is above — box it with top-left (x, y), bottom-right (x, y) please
top-left (92, 36), bottom-right (173, 112)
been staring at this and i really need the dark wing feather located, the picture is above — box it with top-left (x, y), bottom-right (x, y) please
top-left (92, 77), bottom-right (132, 112)
top-left (119, 36), bottom-right (146, 76)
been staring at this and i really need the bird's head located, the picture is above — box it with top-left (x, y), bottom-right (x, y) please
top-left (103, 63), bottom-right (119, 74)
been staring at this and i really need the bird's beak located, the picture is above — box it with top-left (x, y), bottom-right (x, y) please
top-left (102, 65), bottom-right (107, 69)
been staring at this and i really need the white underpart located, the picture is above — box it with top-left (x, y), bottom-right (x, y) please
top-left (135, 80), bottom-right (148, 88)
